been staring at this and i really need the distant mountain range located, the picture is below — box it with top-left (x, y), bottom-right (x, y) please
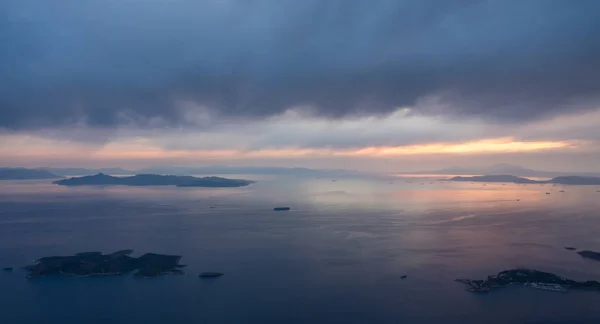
top-left (6, 163), bottom-right (600, 181)
top-left (407, 163), bottom-right (600, 178)
top-left (449, 175), bottom-right (600, 185)
top-left (136, 166), bottom-right (367, 177)
top-left (38, 167), bottom-right (133, 176)
top-left (1, 166), bottom-right (372, 180)
top-left (53, 173), bottom-right (254, 187)
top-left (0, 168), bottom-right (61, 180)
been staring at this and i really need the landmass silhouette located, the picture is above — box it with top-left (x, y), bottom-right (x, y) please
top-left (53, 173), bottom-right (254, 187)
top-left (449, 175), bottom-right (600, 185)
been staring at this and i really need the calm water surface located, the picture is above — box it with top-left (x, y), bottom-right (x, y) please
top-left (1, 176), bottom-right (599, 323)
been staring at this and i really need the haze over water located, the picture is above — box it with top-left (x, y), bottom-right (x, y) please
top-left (1, 176), bottom-right (600, 323)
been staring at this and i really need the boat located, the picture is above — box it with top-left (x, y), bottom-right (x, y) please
top-left (273, 207), bottom-right (291, 211)
top-left (198, 272), bottom-right (224, 278)
top-left (524, 282), bottom-right (567, 292)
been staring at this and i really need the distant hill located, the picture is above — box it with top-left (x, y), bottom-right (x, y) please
top-left (138, 165), bottom-right (368, 177)
top-left (33, 166), bottom-right (370, 178)
top-left (0, 168), bottom-right (61, 180)
top-left (407, 163), bottom-right (600, 178)
top-left (53, 173), bottom-right (254, 187)
top-left (38, 167), bottom-right (132, 176)
top-left (448, 175), bottom-right (600, 185)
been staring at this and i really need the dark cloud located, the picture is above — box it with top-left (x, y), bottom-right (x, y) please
top-left (2, 0), bottom-right (600, 130)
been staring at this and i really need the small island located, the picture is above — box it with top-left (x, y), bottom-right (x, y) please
top-left (577, 250), bottom-right (600, 262)
top-left (53, 173), bottom-right (254, 188)
top-left (456, 268), bottom-right (600, 293)
top-left (23, 250), bottom-right (186, 278)
top-left (449, 175), bottom-right (600, 185)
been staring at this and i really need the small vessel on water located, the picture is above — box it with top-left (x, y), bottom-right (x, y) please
top-left (199, 272), bottom-right (224, 278)
top-left (524, 282), bottom-right (567, 292)
top-left (273, 207), bottom-right (291, 211)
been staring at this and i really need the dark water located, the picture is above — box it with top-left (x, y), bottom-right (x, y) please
top-left (1, 176), bottom-right (600, 324)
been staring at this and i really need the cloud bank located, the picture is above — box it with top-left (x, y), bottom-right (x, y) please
top-left (2, 0), bottom-right (600, 130)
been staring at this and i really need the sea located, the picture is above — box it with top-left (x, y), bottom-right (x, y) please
top-left (1, 175), bottom-right (599, 324)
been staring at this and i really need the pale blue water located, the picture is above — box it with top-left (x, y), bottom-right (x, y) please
top-left (1, 176), bottom-right (600, 323)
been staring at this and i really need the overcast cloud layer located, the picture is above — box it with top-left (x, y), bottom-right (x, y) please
top-left (2, 0), bottom-right (600, 130)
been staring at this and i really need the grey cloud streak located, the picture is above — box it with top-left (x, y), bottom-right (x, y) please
top-left (2, 0), bottom-right (600, 130)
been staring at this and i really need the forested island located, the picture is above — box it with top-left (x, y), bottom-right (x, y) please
top-left (24, 250), bottom-right (186, 278)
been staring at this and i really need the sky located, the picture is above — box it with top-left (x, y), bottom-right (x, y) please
top-left (2, 0), bottom-right (600, 172)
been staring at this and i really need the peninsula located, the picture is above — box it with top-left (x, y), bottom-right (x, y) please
top-left (53, 173), bottom-right (254, 187)
top-left (449, 175), bottom-right (600, 185)
top-left (0, 167), bottom-right (61, 180)
top-left (24, 250), bottom-right (186, 278)
top-left (456, 268), bottom-right (600, 293)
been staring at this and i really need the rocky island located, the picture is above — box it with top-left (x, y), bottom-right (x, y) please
top-left (23, 250), bottom-right (186, 278)
top-left (53, 173), bottom-right (254, 187)
top-left (456, 268), bottom-right (600, 293)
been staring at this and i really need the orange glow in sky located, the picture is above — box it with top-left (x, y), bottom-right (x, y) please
top-left (0, 135), bottom-right (576, 162)
top-left (89, 137), bottom-right (573, 160)
top-left (342, 137), bottom-right (572, 156)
